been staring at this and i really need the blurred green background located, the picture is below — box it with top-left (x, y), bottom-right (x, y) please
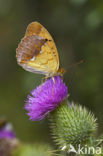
top-left (0, 0), bottom-right (103, 145)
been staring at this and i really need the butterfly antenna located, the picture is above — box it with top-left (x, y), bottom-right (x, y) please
top-left (67, 59), bottom-right (85, 70)
top-left (65, 60), bottom-right (85, 84)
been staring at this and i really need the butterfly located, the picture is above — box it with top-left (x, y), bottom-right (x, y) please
top-left (16, 22), bottom-right (65, 77)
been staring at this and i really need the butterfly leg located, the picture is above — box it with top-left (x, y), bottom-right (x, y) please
top-left (52, 76), bottom-right (55, 84)
top-left (51, 77), bottom-right (56, 99)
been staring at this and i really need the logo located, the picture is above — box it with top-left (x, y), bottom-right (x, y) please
top-left (62, 144), bottom-right (102, 155)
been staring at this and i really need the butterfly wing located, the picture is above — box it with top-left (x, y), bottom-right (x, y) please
top-left (16, 22), bottom-right (59, 76)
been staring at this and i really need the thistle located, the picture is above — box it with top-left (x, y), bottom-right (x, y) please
top-left (49, 100), bottom-right (97, 151)
top-left (0, 122), bottom-right (18, 156)
top-left (25, 76), bottom-right (68, 121)
top-left (24, 76), bottom-right (98, 154)
top-left (0, 122), bottom-right (15, 139)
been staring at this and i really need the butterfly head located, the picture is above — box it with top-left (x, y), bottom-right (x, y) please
top-left (57, 67), bottom-right (66, 76)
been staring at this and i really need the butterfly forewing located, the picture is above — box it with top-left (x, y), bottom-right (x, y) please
top-left (16, 22), bottom-right (60, 76)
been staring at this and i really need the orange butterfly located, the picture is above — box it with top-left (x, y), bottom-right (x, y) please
top-left (16, 22), bottom-right (65, 77)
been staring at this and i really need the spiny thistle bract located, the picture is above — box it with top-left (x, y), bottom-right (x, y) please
top-left (49, 100), bottom-right (97, 151)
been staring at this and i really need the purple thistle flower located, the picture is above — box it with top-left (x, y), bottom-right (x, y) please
top-left (25, 76), bottom-right (68, 121)
top-left (0, 122), bottom-right (18, 156)
top-left (0, 123), bottom-right (15, 139)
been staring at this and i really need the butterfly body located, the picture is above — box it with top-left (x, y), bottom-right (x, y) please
top-left (16, 22), bottom-right (65, 77)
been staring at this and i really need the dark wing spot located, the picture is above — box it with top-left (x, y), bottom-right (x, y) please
top-left (45, 39), bottom-right (52, 42)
